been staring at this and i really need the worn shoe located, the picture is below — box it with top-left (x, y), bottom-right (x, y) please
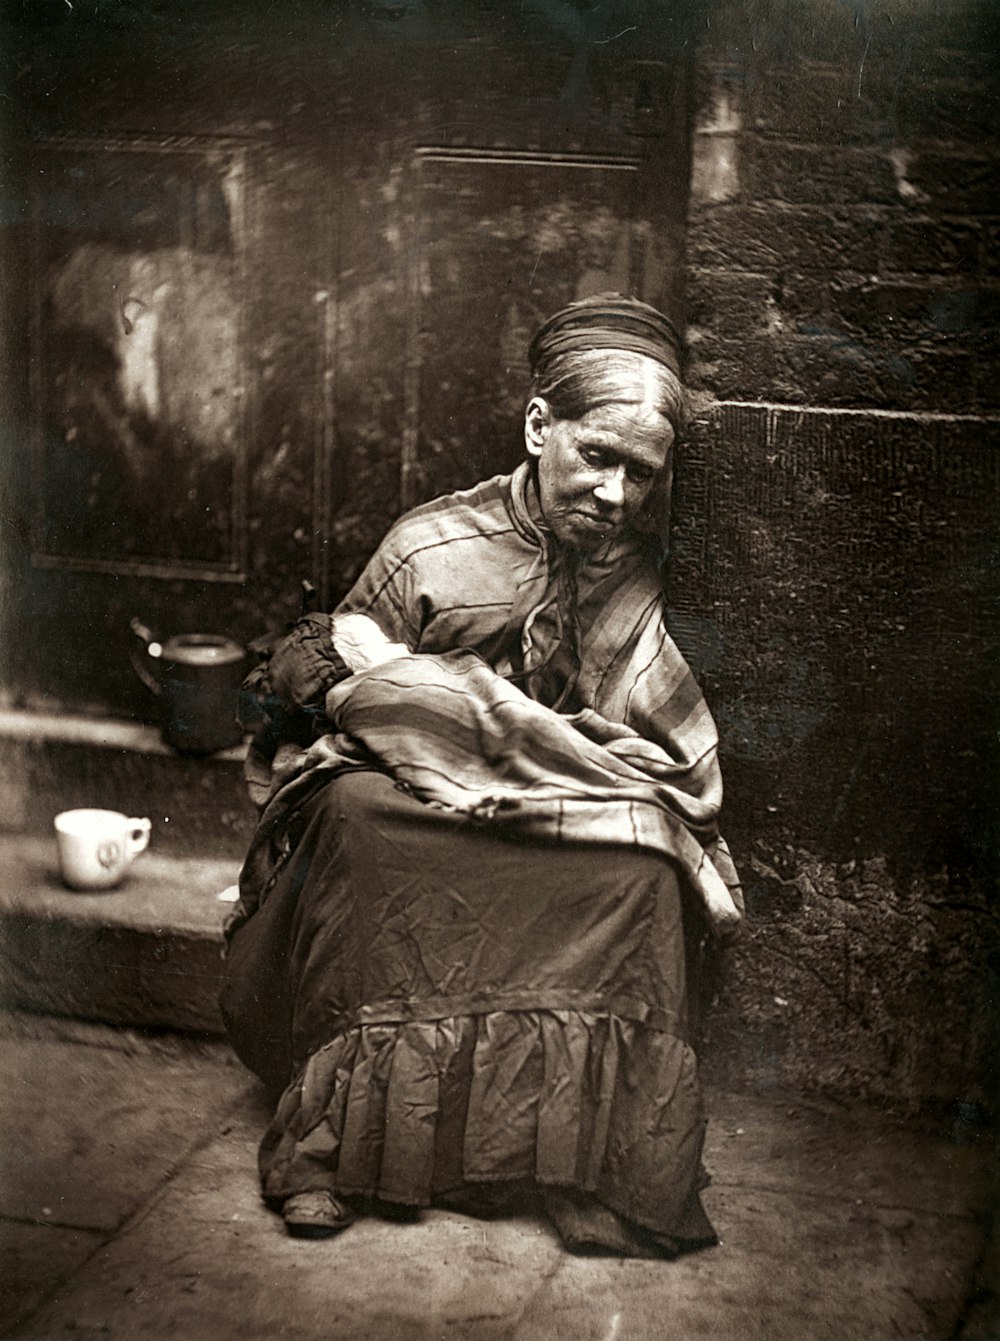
top-left (282, 1191), bottom-right (357, 1239)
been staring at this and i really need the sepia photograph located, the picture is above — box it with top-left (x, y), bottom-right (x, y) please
top-left (0, 0), bottom-right (996, 1336)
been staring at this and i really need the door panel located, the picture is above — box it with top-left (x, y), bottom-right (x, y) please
top-left (29, 136), bottom-right (248, 581)
top-left (407, 148), bottom-right (644, 506)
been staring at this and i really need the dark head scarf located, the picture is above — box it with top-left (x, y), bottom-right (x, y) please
top-left (528, 292), bottom-right (682, 380)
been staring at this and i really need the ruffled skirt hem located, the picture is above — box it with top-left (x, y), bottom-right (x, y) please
top-left (259, 1006), bottom-right (716, 1252)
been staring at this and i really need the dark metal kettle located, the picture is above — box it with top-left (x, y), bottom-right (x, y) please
top-left (130, 618), bottom-right (248, 754)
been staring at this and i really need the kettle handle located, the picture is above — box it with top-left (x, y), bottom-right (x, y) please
top-left (129, 617), bottom-right (163, 696)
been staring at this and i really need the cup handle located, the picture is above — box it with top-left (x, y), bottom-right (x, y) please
top-left (126, 818), bottom-right (152, 858)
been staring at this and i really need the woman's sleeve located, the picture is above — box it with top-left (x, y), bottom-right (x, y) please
top-left (333, 534), bottom-right (420, 647)
top-left (238, 611), bottom-right (353, 807)
top-left (263, 613), bottom-right (352, 709)
top-left (240, 611), bottom-right (353, 754)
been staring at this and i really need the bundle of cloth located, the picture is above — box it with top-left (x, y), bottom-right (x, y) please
top-left (321, 615), bottom-right (740, 931)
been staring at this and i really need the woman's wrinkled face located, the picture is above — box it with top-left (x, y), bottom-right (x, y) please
top-left (525, 397), bottom-right (674, 550)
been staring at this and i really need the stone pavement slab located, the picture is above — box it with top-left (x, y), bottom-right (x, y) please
top-left (6, 1068), bottom-right (989, 1341)
top-left (0, 836), bottom-right (238, 1032)
top-left (0, 1034), bottom-right (252, 1234)
top-left (0, 708), bottom-right (255, 859)
top-left (0, 1222), bottom-right (102, 1336)
top-left (0, 837), bottom-right (237, 938)
top-left (0, 1026), bottom-right (254, 1336)
top-left (707, 1090), bottom-right (990, 1217)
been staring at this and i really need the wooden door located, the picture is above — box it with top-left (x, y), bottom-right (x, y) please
top-left (3, 2), bottom-right (693, 718)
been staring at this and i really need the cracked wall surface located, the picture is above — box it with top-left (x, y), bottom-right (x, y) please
top-left (679, 0), bottom-right (999, 1109)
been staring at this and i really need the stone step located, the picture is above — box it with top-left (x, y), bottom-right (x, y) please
top-left (0, 708), bottom-right (257, 859)
top-left (0, 833), bottom-right (237, 1035)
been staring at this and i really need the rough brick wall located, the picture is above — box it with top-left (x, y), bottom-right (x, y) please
top-left (675, 0), bottom-right (999, 1108)
top-left (686, 0), bottom-right (999, 412)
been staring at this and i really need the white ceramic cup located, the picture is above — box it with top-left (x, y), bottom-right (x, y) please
top-left (54, 808), bottom-right (152, 891)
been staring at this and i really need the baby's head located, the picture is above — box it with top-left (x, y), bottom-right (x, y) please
top-left (331, 613), bottom-right (411, 673)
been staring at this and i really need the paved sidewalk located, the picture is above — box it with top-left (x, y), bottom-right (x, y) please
top-left (1, 1013), bottom-right (994, 1340)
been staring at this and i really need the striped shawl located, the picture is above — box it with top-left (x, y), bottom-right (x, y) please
top-left (238, 462), bottom-right (741, 934)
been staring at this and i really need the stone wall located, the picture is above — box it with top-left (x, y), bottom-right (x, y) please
top-left (675, 0), bottom-right (999, 1109)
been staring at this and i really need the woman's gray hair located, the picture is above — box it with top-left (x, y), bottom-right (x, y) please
top-left (530, 348), bottom-right (686, 436)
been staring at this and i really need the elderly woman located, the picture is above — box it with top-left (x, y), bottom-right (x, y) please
top-left (221, 294), bottom-right (741, 1257)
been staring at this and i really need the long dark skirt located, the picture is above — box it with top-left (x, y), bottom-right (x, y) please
top-left (221, 769), bottom-right (716, 1257)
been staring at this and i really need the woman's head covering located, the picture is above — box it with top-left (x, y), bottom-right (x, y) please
top-left (529, 292), bottom-right (681, 380)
